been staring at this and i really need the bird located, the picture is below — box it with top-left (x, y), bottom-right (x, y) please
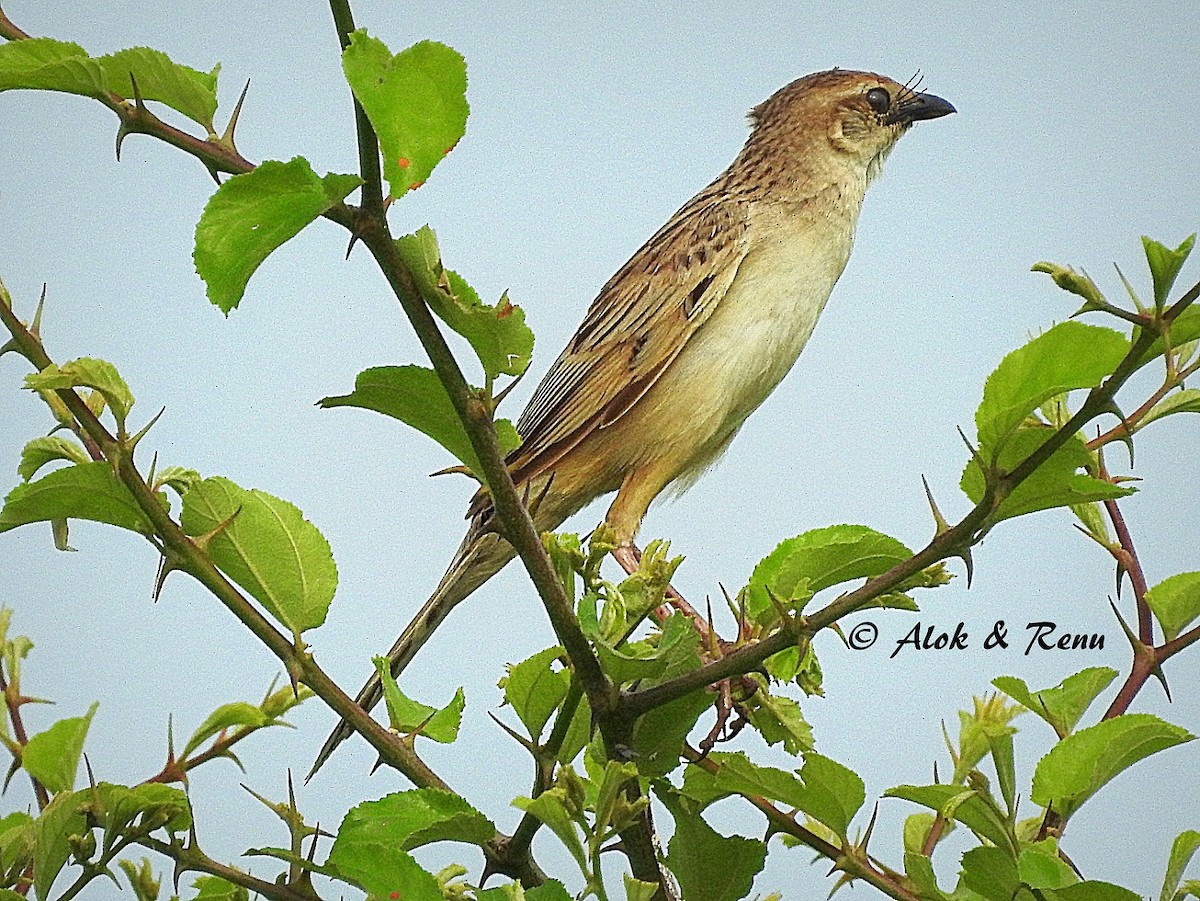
top-left (312, 68), bottom-right (954, 774)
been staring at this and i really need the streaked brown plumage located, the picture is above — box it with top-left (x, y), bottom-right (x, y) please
top-left (312, 69), bottom-right (953, 774)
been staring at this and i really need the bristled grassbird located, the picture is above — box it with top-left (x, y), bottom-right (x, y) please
top-left (313, 68), bottom-right (954, 773)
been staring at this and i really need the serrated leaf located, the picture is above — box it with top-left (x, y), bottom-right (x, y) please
top-left (596, 613), bottom-right (702, 686)
top-left (503, 646), bottom-right (569, 741)
top-left (956, 845), bottom-right (1019, 900)
top-left (1056, 882), bottom-right (1142, 900)
top-left (1018, 840), bottom-right (1077, 889)
top-left (17, 436), bottom-right (91, 481)
top-left (658, 786), bottom-right (766, 901)
top-left (341, 33), bottom-right (468, 200)
top-left (1140, 388), bottom-right (1200, 429)
top-left (23, 703), bottom-right (97, 794)
top-left (741, 678), bottom-right (813, 755)
top-left (396, 226), bottom-right (533, 380)
top-left (182, 702), bottom-right (269, 759)
top-left (992, 667), bottom-right (1117, 738)
top-left (373, 658), bottom-right (464, 743)
top-left (180, 476), bottom-right (337, 637)
top-left (333, 789), bottom-right (495, 852)
top-left (321, 364), bottom-right (517, 480)
top-left (710, 750), bottom-right (863, 840)
top-left (1144, 234), bottom-right (1196, 309)
top-left (630, 687), bottom-right (713, 778)
top-left (1163, 830), bottom-right (1200, 901)
top-left (93, 782), bottom-right (192, 848)
top-left (329, 791), bottom-right (492, 900)
top-left (191, 875), bottom-right (250, 901)
top-left (975, 322), bottom-right (1130, 453)
top-left (903, 850), bottom-right (947, 899)
top-left (961, 428), bottom-right (1132, 521)
top-left (511, 789), bottom-right (588, 876)
top-left (0, 811), bottom-right (34, 875)
top-left (154, 465), bottom-right (202, 498)
top-left (884, 784), bottom-right (1015, 854)
top-left (1138, 306), bottom-right (1200, 370)
top-left (0, 37), bottom-right (106, 97)
top-left (1031, 713), bottom-right (1194, 819)
top-left (97, 46), bottom-right (219, 130)
top-left (1145, 572), bottom-right (1200, 641)
top-left (32, 791), bottom-right (86, 901)
top-left (744, 524), bottom-right (911, 620)
top-left (25, 357), bottom-right (134, 429)
top-left (193, 157), bottom-right (361, 313)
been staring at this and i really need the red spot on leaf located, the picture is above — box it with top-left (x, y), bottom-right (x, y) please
top-left (497, 299), bottom-right (514, 319)
top-left (389, 893), bottom-right (400, 900)
top-left (398, 157), bottom-right (411, 169)
top-left (444, 142), bottom-right (458, 155)
top-left (408, 180), bottom-right (425, 191)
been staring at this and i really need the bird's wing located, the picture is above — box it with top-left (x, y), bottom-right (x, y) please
top-left (509, 191), bottom-right (750, 482)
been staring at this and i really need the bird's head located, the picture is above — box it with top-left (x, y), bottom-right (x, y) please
top-left (744, 69), bottom-right (954, 188)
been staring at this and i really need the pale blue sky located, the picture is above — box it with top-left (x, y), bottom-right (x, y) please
top-left (2, 2), bottom-right (1198, 898)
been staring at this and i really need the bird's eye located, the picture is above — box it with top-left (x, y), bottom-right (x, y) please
top-left (865, 87), bottom-right (891, 114)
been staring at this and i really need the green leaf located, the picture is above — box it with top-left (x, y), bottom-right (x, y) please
top-left (373, 658), bottom-right (464, 743)
top-left (596, 613), bottom-right (702, 685)
top-left (32, 791), bottom-right (86, 901)
top-left (17, 436), bottom-right (91, 481)
top-left (956, 845), bottom-right (1019, 901)
top-left (884, 784), bottom-right (1014, 854)
top-left (0, 811), bottom-right (34, 875)
top-left (623, 873), bottom-right (659, 901)
top-left (117, 857), bottom-right (159, 901)
top-left (23, 702), bottom-right (97, 794)
top-left (740, 676), bottom-right (813, 755)
top-left (709, 750), bottom-right (864, 840)
top-left (903, 850), bottom-right (948, 899)
top-left (0, 38), bottom-right (106, 97)
top-left (180, 476), bottom-right (337, 637)
top-left (341, 32), bottom-right (468, 200)
top-left (97, 46), bottom-right (219, 130)
top-left (193, 157), bottom-right (361, 313)
top-left (630, 687), bottom-right (713, 778)
top-left (744, 524), bottom-right (912, 620)
top-left (511, 789), bottom-right (588, 877)
top-left (1144, 234), bottom-right (1196, 309)
top-left (1140, 388), bottom-right (1200, 429)
top-left (974, 322), bottom-right (1129, 453)
top-left (1018, 840), bottom-right (1077, 889)
top-left (333, 789), bottom-right (495, 853)
top-left (396, 226), bottom-right (534, 380)
top-left (321, 364), bottom-right (490, 477)
top-left (1031, 713), bottom-right (1194, 819)
top-left (961, 428), bottom-right (1132, 521)
top-left (25, 357), bottom-right (135, 429)
top-left (329, 790), bottom-right (493, 900)
top-left (190, 875), bottom-right (250, 900)
top-left (503, 646), bottom-right (569, 741)
top-left (182, 702), bottom-right (269, 759)
top-left (1145, 572), bottom-right (1200, 641)
top-left (93, 782), bottom-right (192, 848)
top-left (1055, 882), bottom-right (1142, 901)
top-left (1163, 830), bottom-right (1200, 901)
top-left (992, 667), bottom-right (1117, 738)
top-left (153, 465), bottom-right (202, 498)
top-left (1138, 306), bottom-right (1200, 370)
top-left (658, 786), bottom-right (766, 901)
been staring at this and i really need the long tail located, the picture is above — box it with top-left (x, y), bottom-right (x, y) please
top-left (308, 527), bottom-right (515, 778)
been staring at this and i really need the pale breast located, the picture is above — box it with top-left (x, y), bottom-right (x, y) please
top-left (635, 195), bottom-right (859, 477)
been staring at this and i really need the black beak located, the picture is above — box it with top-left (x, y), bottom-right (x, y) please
top-left (887, 92), bottom-right (955, 125)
